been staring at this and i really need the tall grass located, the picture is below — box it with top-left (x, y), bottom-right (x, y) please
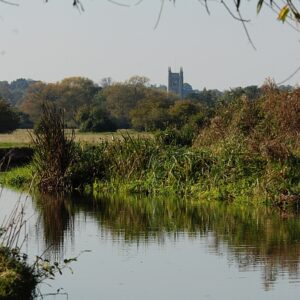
top-left (31, 103), bottom-right (75, 192)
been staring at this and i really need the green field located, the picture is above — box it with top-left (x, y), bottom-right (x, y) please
top-left (0, 129), bottom-right (152, 148)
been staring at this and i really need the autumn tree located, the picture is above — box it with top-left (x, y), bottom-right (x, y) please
top-left (20, 77), bottom-right (99, 127)
top-left (103, 76), bottom-right (149, 128)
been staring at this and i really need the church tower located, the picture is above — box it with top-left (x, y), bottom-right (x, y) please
top-left (168, 67), bottom-right (184, 99)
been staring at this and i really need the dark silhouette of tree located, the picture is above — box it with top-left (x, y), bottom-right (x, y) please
top-left (0, 98), bottom-right (19, 133)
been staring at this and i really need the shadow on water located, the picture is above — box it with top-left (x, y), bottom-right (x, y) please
top-left (32, 192), bottom-right (300, 290)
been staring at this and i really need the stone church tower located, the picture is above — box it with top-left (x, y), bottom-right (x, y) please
top-left (168, 67), bottom-right (184, 99)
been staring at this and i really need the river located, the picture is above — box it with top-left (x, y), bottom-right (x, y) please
top-left (1, 187), bottom-right (300, 300)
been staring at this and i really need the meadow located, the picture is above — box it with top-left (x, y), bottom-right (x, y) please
top-left (0, 129), bottom-right (152, 148)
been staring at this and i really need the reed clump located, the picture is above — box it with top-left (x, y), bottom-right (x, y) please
top-left (31, 103), bottom-right (76, 192)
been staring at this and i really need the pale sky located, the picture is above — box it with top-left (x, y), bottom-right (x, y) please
top-left (0, 0), bottom-right (299, 90)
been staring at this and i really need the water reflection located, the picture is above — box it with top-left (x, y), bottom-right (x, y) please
top-left (35, 193), bottom-right (75, 253)
top-left (32, 192), bottom-right (300, 290)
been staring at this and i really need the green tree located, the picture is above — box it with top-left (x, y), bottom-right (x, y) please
top-left (103, 76), bottom-right (149, 128)
top-left (57, 77), bottom-right (99, 127)
top-left (130, 89), bottom-right (175, 131)
top-left (169, 100), bottom-right (204, 128)
top-left (0, 99), bottom-right (19, 133)
top-left (77, 106), bottom-right (116, 132)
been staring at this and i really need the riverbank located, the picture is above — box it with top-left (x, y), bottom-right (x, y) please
top-left (0, 147), bottom-right (34, 170)
top-left (1, 135), bottom-right (300, 209)
top-left (2, 85), bottom-right (300, 208)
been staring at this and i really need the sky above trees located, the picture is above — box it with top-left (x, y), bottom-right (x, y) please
top-left (0, 0), bottom-right (299, 90)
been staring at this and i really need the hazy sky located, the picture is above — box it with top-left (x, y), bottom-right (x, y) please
top-left (0, 0), bottom-right (299, 90)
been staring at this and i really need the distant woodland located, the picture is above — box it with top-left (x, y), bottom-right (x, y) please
top-left (0, 76), bottom-right (294, 135)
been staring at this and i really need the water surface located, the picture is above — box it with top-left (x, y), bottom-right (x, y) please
top-left (1, 188), bottom-right (300, 299)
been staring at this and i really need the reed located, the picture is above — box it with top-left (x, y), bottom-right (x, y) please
top-left (31, 102), bottom-right (75, 192)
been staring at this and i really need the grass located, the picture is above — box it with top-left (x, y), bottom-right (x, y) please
top-left (0, 129), bottom-right (152, 148)
top-left (0, 165), bottom-right (33, 189)
top-left (0, 130), bottom-right (32, 148)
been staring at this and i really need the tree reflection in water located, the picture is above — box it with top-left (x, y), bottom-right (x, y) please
top-left (33, 192), bottom-right (300, 289)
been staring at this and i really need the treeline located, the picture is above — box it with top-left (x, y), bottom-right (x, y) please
top-left (0, 78), bottom-right (36, 106)
top-left (0, 75), bottom-right (294, 134)
top-left (0, 76), bottom-right (251, 132)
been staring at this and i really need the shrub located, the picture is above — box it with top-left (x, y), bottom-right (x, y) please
top-left (155, 124), bottom-right (198, 147)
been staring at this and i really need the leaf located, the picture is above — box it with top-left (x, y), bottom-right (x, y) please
top-left (64, 257), bottom-right (77, 264)
top-left (278, 5), bottom-right (290, 22)
top-left (257, 0), bottom-right (264, 14)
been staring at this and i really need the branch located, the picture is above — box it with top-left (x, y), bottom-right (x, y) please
top-left (107, 0), bottom-right (130, 7)
top-left (277, 65), bottom-right (300, 85)
top-left (264, 1), bottom-right (300, 32)
top-left (0, 0), bottom-right (19, 6)
top-left (154, 0), bottom-right (165, 30)
top-left (236, 7), bottom-right (257, 50)
top-left (221, 0), bottom-right (250, 22)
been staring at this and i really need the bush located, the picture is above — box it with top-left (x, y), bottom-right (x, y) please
top-left (77, 106), bottom-right (117, 132)
top-left (193, 83), bottom-right (300, 152)
top-left (155, 124), bottom-right (198, 147)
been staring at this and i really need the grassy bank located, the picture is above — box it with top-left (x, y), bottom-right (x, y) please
top-left (0, 165), bottom-right (33, 189)
top-left (2, 135), bottom-right (300, 208)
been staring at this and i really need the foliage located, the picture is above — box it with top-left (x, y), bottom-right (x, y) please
top-left (0, 247), bottom-right (36, 300)
top-left (20, 77), bottom-right (99, 127)
top-left (17, 112), bottom-right (34, 129)
top-left (69, 143), bottom-right (108, 188)
top-left (31, 102), bottom-right (76, 192)
top-left (194, 83), bottom-right (300, 153)
top-left (0, 99), bottom-right (19, 133)
top-left (169, 100), bottom-right (203, 127)
top-left (0, 79), bottom-right (34, 106)
top-left (130, 89), bottom-right (175, 131)
top-left (155, 124), bottom-right (198, 147)
top-left (0, 165), bottom-right (33, 188)
top-left (103, 76), bottom-right (150, 128)
top-left (187, 88), bottom-right (222, 107)
top-left (77, 105), bottom-right (116, 132)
